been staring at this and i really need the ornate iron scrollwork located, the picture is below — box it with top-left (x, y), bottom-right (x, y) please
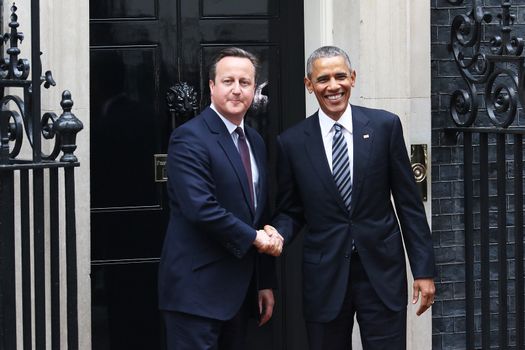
top-left (251, 81), bottom-right (269, 114)
top-left (0, 3), bottom-right (81, 163)
top-left (1, 95), bottom-right (24, 159)
top-left (166, 82), bottom-right (198, 129)
top-left (0, 3), bottom-right (29, 80)
top-left (449, 0), bottom-right (525, 128)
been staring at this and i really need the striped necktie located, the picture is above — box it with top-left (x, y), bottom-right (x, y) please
top-left (332, 123), bottom-right (352, 210)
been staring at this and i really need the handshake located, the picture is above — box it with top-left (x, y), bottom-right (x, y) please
top-left (253, 225), bottom-right (284, 257)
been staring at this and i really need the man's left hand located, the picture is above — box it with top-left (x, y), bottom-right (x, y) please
top-left (412, 278), bottom-right (435, 316)
top-left (258, 289), bottom-right (275, 326)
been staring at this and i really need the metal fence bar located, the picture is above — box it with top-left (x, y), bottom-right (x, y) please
top-left (33, 168), bottom-right (46, 350)
top-left (30, 0), bottom-right (45, 343)
top-left (514, 134), bottom-right (524, 350)
top-left (50, 168), bottom-right (60, 350)
top-left (20, 169), bottom-right (32, 350)
top-left (65, 167), bottom-right (79, 348)
top-left (479, 133), bottom-right (490, 350)
top-left (30, 0), bottom-right (41, 161)
top-left (464, 132), bottom-right (475, 349)
top-left (0, 169), bottom-right (17, 350)
top-left (496, 134), bottom-right (508, 349)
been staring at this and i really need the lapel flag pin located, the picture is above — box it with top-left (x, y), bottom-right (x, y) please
top-left (363, 134), bottom-right (369, 139)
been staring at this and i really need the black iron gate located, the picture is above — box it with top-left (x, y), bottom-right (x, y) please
top-left (446, 1), bottom-right (525, 349)
top-left (0, 2), bottom-right (83, 349)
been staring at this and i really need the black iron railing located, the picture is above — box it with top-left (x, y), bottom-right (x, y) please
top-left (447, 0), bottom-right (525, 349)
top-left (0, 2), bottom-right (83, 350)
top-left (444, 127), bottom-right (524, 350)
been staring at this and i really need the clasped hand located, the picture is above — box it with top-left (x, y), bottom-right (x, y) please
top-left (253, 225), bottom-right (284, 256)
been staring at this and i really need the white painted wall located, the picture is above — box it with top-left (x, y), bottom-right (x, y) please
top-left (304, 0), bottom-right (432, 349)
top-left (42, 2), bottom-right (91, 348)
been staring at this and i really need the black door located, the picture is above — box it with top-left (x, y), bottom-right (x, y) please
top-left (90, 1), bottom-right (305, 349)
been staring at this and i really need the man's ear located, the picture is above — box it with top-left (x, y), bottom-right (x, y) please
top-left (304, 76), bottom-right (313, 94)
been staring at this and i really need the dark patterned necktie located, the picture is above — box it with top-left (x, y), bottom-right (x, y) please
top-left (235, 127), bottom-right (254, 208)
top-left (332, 123), bottom-right (352, 210)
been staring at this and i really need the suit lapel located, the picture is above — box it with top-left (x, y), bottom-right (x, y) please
top-left (303, 113), bottom-right (349, 214)
top-left (349, 106), bottom-right (373, 217)
top-left (203, 108), bottom-right (255, 217)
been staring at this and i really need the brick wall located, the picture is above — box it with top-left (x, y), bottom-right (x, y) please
top-left (431, 1), bottom-right (525, 349)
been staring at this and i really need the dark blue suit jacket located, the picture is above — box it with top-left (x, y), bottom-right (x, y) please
top-left (158, 107), bottom-right (273, 321)
top-left (273, 105), bottom-right (435, 323)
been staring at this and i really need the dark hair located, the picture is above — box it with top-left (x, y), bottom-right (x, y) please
top-left (209, 47), bottom-right (259, 83)
top-left (306, 46), bottom-right (352, 78)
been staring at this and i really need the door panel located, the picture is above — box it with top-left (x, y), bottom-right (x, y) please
top-left (200, 0), bottom-right (277, 16)
top-left (91, 47), bottom-right (160, 209)
top-left (90, 0), bottom-right (157, 19)
top-left (91, 263), bottom-right (162, 350)
top-left (91, 211), bottom-right (166, 261)
top-left (90, 0), bottom-right (305, 348)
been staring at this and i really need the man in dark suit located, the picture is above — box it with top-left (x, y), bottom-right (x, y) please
top-left (158, 47), bottom-right (283, 350)
top-left (271, 46), bottom-right (435, 349)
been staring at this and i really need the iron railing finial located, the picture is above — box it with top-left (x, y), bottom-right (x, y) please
top-left (54, 91), bottom-right (83, 163)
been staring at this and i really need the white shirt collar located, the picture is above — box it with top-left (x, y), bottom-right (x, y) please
top-left (318, 104), bottom-right (353, 137)
top-left (211, 103), bottom-right (245, 135)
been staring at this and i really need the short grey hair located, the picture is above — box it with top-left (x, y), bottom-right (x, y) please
top-left (306, 46), bottom-right (352, 78)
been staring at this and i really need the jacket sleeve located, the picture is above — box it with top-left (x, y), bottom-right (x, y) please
top-left (271, 135), bottom-right (306, 244)
top-left (388, 115), bottom-right (436, 279)
top-left (167, 127), bottom-right (256, 258)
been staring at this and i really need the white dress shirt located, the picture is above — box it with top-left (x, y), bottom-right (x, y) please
top-left (211, 104), bottom-right (260, 209)
top-left (318, 105), bottom-right (354, 176)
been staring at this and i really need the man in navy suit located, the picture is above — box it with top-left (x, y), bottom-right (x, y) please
top-left (271, 46), bottom-right (435, 349)
top-left (159, 47), bottom-right (283, 350)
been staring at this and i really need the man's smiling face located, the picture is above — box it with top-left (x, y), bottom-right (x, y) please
top-left (305, 55), bottom-right (356, 121)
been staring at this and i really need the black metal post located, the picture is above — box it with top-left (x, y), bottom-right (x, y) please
top-left (514, 134), bottom-right (524, 350)
top-left (31, 0), bottom-right (41, 161)
top-left (496, 134), bottom-right (508, 349)
top-left (463, 132), bottom-right (475, 349)
top-left (54, 91), bottom-right (83, 350)
top-left (479, 133), bottom-right (490, 350)
top-left (0, 103), bottom-right (17, 350)
top-left (20, 169), bottom-right (32, 350)
top-left (65, 167), bottom-right (79, 349)
top-left (0, 169), bottom-right (17, 350)
top-left (29, 1), bottom-right (46, 347)
top-left (50, 168), bottom-right (60, 350)
top-left (33, 168), bottom-right (46, 350)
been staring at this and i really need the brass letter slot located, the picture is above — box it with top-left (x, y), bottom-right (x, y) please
top-left (154, 154), bottom-right (168, 183)
top-left (410, 144), bottom-right (427, 201)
